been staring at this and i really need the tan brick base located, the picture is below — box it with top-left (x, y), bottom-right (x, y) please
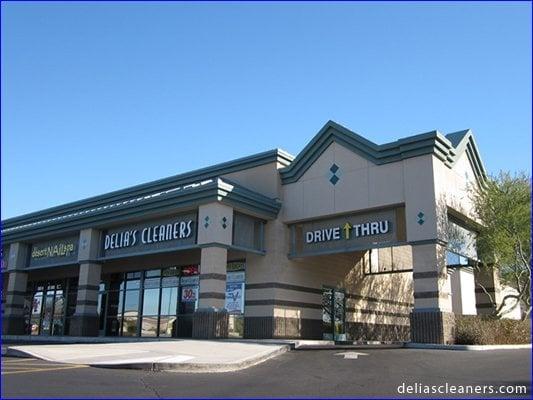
top-left (192, 309), bottom-right (229, 339)
top-left (68, 314), bottom-right (99, 336)
top-left (1, 315), bottom-right (26, 335)
top-left (410, 310), bottom-right (455, 344)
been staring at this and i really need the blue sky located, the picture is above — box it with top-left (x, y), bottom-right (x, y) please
top-left (1, 1), bottom-right (531, 219)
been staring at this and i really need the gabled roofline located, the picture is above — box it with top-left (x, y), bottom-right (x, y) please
top-left (445, 129), bottom-right (488, 185)
top-left (279, 120), bottom-right (487, 185)
top-left (2, 178), bottom-right (282, 244)
top-left (2, 149), bottom-right (292, 230)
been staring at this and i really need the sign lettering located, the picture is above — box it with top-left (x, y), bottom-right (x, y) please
top-left (305, 220), bottom-right (390, 244)
top-left (290, 208), bottom-right (405, 257)
top-left (101, 214), bottom-right (197, 257)
top-left (32, 242), bottom-right (76, 259)
top-left (104, 220), bottom-right (193, 250)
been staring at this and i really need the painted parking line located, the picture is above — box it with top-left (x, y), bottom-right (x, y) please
top-left (1, 364), bottom-right (88, 375)
top-left (1, 358), bottom-right (37, 363)
top-left (2, 363), bottom-right (72, 368)
top-left (2, 358), bottom-right (56, 364)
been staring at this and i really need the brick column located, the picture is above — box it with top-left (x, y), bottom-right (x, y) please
top-left (410, 243), bottom-right (455, 344)
top-left (2, 243), bottom-right (29, 335)
top-left (69, 229), bottom-right (102, 336)
top-left (192, 203), bottom-right (232, 339)
top-left (192, 247), bottom-right (229, 339)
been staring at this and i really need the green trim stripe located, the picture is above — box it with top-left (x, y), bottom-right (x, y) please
top-left (2, 149), bottom-right (292, 230)
top-left (2, 178), bottom-right (281, 243)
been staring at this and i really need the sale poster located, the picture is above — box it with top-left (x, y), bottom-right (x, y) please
top-left (181, 286), bottom-right (198, 303)
top-left (225, 283), bottom-right (244, 314)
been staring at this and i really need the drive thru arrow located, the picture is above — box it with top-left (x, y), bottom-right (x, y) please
top-left (342, 222), bottom-right (352, 239)
top-left (335, 351), bottom-right (369, 359)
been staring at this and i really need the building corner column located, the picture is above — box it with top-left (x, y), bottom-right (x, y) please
top-left (69, 229), bottom-right (102, 337)
top-left (192, 203), bottom-right (232, 339)
top-left (2, 243), bottom-right (29, 335)
top-left (410, 243), bottom-right (455, 344)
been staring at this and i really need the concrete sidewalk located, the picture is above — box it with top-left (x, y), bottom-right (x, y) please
top-left (3, 340), bottom-right (289, 372)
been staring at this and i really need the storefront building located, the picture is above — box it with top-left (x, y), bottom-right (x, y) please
top-left (1, 121), bottom-right (500, 343)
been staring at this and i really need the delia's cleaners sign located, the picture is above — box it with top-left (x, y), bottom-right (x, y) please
top-left (102, 213), bottom-right (196, 257)
top-left (305, 220), bottom-right (390, 244)
top-left (104, 220), bottom-right (193, 250)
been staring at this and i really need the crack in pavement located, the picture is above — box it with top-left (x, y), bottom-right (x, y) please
top-left (139, 374), bottom-right (163, 398)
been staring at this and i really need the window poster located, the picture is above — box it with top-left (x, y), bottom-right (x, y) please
top-left (181, 286), bottom-right (198, 303)
top-left (32, 295), bottom-right (42, 315)
top-left (225, 282), bottom-right (244, 314)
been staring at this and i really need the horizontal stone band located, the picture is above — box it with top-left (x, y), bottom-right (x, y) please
top-left (4, 303), bottom-right (25, 309)
top-left (345, 308), bottom-right (410, 318)
top-left (6, 290), bottom-right (27, 296)
top-left (246, 283), bottom-right (413, 308)
top-left (345, 293), bottom-right (413, 308)
top-left (78, 284), bottom-right (100, 291)
top-left (198, 292), bottom-right (226, 300)
top-left (76, 300), bottom-right (98, 306)
top-left (245, 299), bottom-right (322, 310)
top-left (414, 291), bottom-right (449, 299)
top-left (199, 273), bottom-right (226, 281)
top-left (475, 287), bottom-right (496, 294)
top-left (246, 282), bottom-right (322, 294)
top-left (476, 303), bottom-right (496, 308)
top-left (413, 271), bottom-right (445, 279)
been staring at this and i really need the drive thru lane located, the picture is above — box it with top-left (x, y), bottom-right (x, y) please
top-left (2, 348), bottom-right (530, 398)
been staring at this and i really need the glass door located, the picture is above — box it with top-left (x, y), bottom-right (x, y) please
top-left (333, 290), bottom-right (346, 341)
top-left (322, 287), bottom-right (346, 341)
top-left (322, 288), bottom-right (333, 340)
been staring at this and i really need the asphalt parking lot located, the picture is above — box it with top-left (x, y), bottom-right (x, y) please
top-left (2, 348), bottom-right (531, 398)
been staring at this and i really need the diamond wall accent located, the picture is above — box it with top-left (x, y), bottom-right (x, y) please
top-left (417, 212), bottom-right (425, 225)
top-left (221, 216), bottom-right (228, 229)
top-left (329, 163), bottom-right (341, 185)
top-left (204, 216), bottom-right (210, 228)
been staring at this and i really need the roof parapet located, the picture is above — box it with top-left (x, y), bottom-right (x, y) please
top-left (280, 120), bottom-right (487, 185)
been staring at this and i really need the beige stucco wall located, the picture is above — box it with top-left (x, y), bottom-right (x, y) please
top-left (433, 151), bottom-right (480, 234)
top-left (197, 203), bottom-right (233, 245)
top-left (450, 267), bottom-right (477, 315)
top-left (245, 213), bottom-right (414, 328)
top-left (281, 142), bottom-right (440, 245)
top-left (282, 142), bottom-right (406, 223)
top-left (222, 161), bottom-right (282, 199)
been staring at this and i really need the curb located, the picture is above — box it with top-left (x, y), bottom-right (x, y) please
top-left (99, 345), bottom-right (289, 373)
top-left (2, 344), bottom-right (290, 373)
top-left (404, 343), bottom-right (532, 351)
top-left (2, 347), bottom-right (33, 358)
top-left (294, 343), bottom-right (404, 351)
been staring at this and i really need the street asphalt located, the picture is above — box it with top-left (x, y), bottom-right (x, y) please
top-left (1, 348), bottom-right (531, 398)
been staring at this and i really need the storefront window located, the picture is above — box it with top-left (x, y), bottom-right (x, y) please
top-left (26, 280), bottom-right (70, 336)
top-left (30, 291), bottom-right (43, 335)
top-left (122, 316), bottom-right (138, 336)
top-left (52, 289), bottom-right (64, 336)
top-left (122, 289), bottom-right (140, 336)
top-left (364, 247), bottom-right (412, 275)
top-left (141, 286), bottom-right (160, 337)
top-left (100, 265), bottom-right (199, 338)
top-left (160, 287), bottom-right (178, 316)
top-left (159, 285), bottom-right (178, 338)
